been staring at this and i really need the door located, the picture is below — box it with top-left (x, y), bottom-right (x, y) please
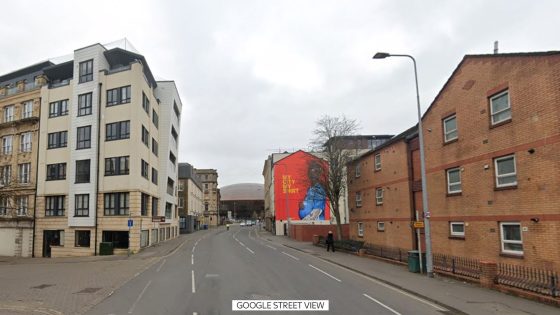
top-left (42, 230), bottom-right (61, 257)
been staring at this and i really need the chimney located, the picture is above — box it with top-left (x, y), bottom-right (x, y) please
top-left (494, 41), bottom-right (499, 54)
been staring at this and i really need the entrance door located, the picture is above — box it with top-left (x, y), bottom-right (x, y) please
top-left (42, 230), bottom-right (61, 257)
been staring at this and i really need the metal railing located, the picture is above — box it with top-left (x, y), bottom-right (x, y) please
top-left (497, 263), bottom-right (559, 297)
top-left (432, 253), bottom-right (481, 279)
top-left (362, 243), bottom-right (409, 263)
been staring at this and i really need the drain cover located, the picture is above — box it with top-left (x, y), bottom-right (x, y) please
top-left (31, 284), bottom-right (54, 289)
top-left (75, 287), bottom-right (101, 294)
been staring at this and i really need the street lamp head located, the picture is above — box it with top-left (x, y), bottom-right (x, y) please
top-left (373, 52), bottom-right (391, 59)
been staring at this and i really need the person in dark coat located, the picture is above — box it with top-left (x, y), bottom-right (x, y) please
top-left (326, 231), bottom-right (335, 252)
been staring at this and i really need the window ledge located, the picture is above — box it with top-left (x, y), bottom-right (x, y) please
top-left (443, 138), bottom-right (458, 146)
top-left (448, 235), bottom-right (465, 240)
top-left (446, 192), bottom-right (462, 197)
top-left (494, 185), bottom-right (517, 191)
top-left (490, 118), bottom-right (512, 129)
top-left (374, 169), bottom-right (381, 173)
top-left (500, 252), bottom-right (524, 259)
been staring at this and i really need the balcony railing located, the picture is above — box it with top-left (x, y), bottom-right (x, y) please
top-left (0, 82), bottom-right (41, 100)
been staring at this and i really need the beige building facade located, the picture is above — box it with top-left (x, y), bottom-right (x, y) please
top-left (178, 162), bottom-right (204, 232)
top-left (195, 169), bottom-right (220, 226)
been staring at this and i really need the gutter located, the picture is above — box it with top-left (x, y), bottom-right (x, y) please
top-left (31, 96), bottom-right (42, 257)
top-left (94, 82), bottom-right (102, 255)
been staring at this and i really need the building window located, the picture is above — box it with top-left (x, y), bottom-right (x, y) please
top-left (78, 93), bottom-right (92, 116)
top-left (106, 120), bottom-right (130, 141)
top-left (167, 178), bottom-right (174, 196)
top-left (355, 192), bottom-right (362, 207)
top-left (18, 163), bottom-right (30, 184)
top-left (152, 110), bottom-right (158, 128)
top-left (178, 197), bottom-right (184, 208)
top-left (178, 182), bottom-right (184, 191)
top-left (22, 100), bottom-right (33, 118)
top-left (377, 221), bottom-right (385, 232)
top-left (500, 222), bottom-right (523, 255)
top-left (79, 59), bottom-right (93, 83)
top-left (169, 152), bottom-right (176, 165)
top-left (141, 159), bottom-right (149, 179)
top-left (75, 194), bottom-right (89, 217)
top-left (2, 136), bottom-right (12, 155)
top-left (355, 163), bottom-right (361, 178)
top-left (142, 92), bottom-right (150, 114)
top-left (494, 155), bottom-right (517, 188)
top-left (4, 105), bottom-right (14, 122)
top-left (75, 159), bottom-right (91, 183)
top-left (49, 100), bottom-right (68, 117)
top-left (375, 188), bottom-right (383, 205)
top-left (102, 231), bottom-right (129, 249)
top-left (173, 101), bottom-right (180, 119)
top-left (0, 197), bottom-right (8, 216)
top-left (141, 125), bottom-right (149, 147)
top-left (446, 168), bottom-right (461, 194)
top-left (107, 86), bottom-right (131, 106)
top-left (0, 165), bottom-right (11, 185)
top-left (165, 202), bottom-right (172, 219)
top-left (47, 131), bottom-right (68, 149)
top-left (19, 133), bottom-right (32, 152)
top-left (152, 168), bottom-right (158, 185)
top-left (104, 192), bottom-right (130, 216)
top-left (443, 115), bottom-right (458, 142)
top-left (75, 230), bottom-right (90, 247)
top-left (374, 153), bottom-right (381, 171)
top-left (152, 197), bottom-right (158, 216)
top-left (490, 90), bottom-right (511, 125)
top-left (357, 222), bottom-right (364, 237)
top-left (46, 163), bottom-right (66, 181)
top-left (105, 156), bottom-right (129, 176)
top-left (141, 193), bottom-right (149, 216)
top-left (450, 222), bottom-right (465, 237)
top-left (16, 196), bottom-right (28, 216)
top-left (45, 196), bottom-right (65, 216)
top-left (152, 138), bottom-right (158, 156)
top-left (76, 126), bottom-right (91, 149)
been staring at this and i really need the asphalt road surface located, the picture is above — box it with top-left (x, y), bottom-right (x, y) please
top-left (86, 226), bottom-right (456, 315)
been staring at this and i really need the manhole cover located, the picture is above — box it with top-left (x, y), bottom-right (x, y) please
top-left (75, 287), bottom-right (101, 294)
top-left (31, 284), bottom-right (54, 289)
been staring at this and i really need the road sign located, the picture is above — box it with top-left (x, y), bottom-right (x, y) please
top-left (128, 219), bottom-right (133, 227)
top-left (413, 221), bottom-right (425, 229)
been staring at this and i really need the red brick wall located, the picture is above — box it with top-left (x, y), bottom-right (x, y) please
top-left (422, 54), bottom-right (560, 270)
top-left (288, 224), bottom-right (349, 242)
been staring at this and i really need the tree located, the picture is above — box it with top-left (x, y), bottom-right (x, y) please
top-left (310, 115), bottom-right (359, 240)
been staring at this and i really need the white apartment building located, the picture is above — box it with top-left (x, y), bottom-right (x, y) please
top-left (34, 41), bottom-right (182, 257)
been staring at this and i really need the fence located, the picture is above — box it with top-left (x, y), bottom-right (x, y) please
top-left (362, 243), bottom-right (408, 263)
top-left (432, 253), bottom-right (481, 279)
top-left (497, 263), bottom-right (559, 297)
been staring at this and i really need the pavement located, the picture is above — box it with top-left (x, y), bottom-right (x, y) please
top-left (258, 229), bottom-right (560, 315)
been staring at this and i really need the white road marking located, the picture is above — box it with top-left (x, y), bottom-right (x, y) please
top-left (308, 264), bottom-right (341, 282)
top-left (192, 270), bottom-right (196, 293)
top-left (363, 294), bottom-right (402, 315)
top-left (266, 244), bottom-right (277, 250)
top-left (193, 313), bottom-right (197, 315)
top-left (156, 259), bottom-right (167, 272)
top-left (191, 254), bottom-right (194, 265)
top-left (239, 242), bottom-right (245, 246)
top-left (282, 251), bottom-right (299, 260)
top-left (128, 280), bottom-right (152, 314)
top-left (246, 247), bottom-right (255, 254)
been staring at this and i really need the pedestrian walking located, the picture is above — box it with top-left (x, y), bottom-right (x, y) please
top-left (326, 231), bottom-right (335, 252)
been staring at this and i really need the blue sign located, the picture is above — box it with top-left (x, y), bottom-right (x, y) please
top-left (128, 219), bottom-right (133, 227)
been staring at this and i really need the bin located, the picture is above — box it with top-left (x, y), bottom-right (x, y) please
top-left (203, 224), bottom-right (208, 230)
top-left (407, 250), bottom-right (426, 273)
top-left (99, 242), bottom-right (114, 255)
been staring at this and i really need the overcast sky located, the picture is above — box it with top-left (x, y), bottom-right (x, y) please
top-left (1, 0), bottom-right (558, 187)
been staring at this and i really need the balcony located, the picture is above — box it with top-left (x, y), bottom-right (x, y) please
top-left (0, 115), bottom-right (40, 129)
top-left (0, 81), bottom-right (42, 100)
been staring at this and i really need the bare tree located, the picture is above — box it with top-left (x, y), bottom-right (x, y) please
top-left (310, 115), bottom-right (359, 240)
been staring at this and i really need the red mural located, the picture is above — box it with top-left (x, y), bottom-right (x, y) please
top-left (274, 151), bottom-right (330, 221)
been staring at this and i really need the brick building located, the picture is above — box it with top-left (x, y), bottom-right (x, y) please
top-left (348, 51), bottom-right (560, 272)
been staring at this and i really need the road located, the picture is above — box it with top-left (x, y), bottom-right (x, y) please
top-left (86, 225), bottom-right (455, 315)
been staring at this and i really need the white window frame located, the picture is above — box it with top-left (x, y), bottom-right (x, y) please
top-left (20, 132), bottom-right (32, 152)
top-left (377, 221), bottom-right (385, 231)
top-left (500, 222), bottom-right (523, 255)
top-left (357, 222), bottom-right (364, 237)
top-left (355, 192), bottom-right (362, 207)
top-left (2, 136), bottom-right (12, 155)
top-left (490, 90), bottom-right (511, 125)
top-left (22, 100), bottom-right (33, 118)
top-left (446, 167), bottom-right (462, 194)
top-left (375, 188), bottom-right (383, 205)
top-left (18, 163), bottom-right (30, 184)
top-left (0, 197), bottom-right (8, 215)
top-left (494, 155), bottom-right (517, 188)
top-left (16, 196), bottom-right (28, 216)
top-left (374, 153), bottom-right (381, 171)
top-left (4, 105), bottom-right (14, 122)
top-left (355, 163), bottom-right (361, 178)
top-left (443, 115), bottom-right (458, 142)
top-left (449, 221), bottom-right (465, 237)
top-left (1, 165), bottom-right (11, 185)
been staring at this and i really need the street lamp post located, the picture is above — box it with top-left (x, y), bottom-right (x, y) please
top-left (372, 52), bottom-right (434, 278)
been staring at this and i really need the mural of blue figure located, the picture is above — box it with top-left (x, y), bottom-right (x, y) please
top-left (299, 161), bottom-right (327, 220)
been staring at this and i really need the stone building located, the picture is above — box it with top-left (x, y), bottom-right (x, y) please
top-left (178, 162), bottom-right (203, 233)
top-left (195, 168), bottom-right (220, 226)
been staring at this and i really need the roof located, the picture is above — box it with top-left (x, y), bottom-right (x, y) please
top-left (351, 125), bottom-right (418, 163)
top-left (104, 48), bottom-right (157, 88)
top-left (0, 60), bottom-right (53, 84)
top-left (178, 163), bottom-right (202, 189)
top-left (220, 183), bottom-right (264, 201)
